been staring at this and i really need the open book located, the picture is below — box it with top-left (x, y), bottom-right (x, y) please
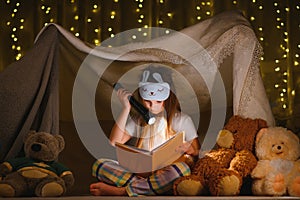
top-left (115, 131), bottom-right (185, 173)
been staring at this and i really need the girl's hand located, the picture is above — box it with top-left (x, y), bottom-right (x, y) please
top-left (176, 138), bottom-right (200, 157)
top-left (176, 142), bottom-right (194, 155)
top-left (116, 88), bottom-right (131, 110)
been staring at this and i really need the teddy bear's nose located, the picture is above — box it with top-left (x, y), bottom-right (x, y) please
top-left (31, 143), bottom-right (41, 152)
top-left (277, 145), bottom-right (281, 150)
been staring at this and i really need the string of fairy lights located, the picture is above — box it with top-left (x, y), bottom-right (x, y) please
top-left (2, 0), bottom-right (300, 125)
top-left (6, 1), bottom-right (24, 61)
top-left (272, 1), bottom-right (292, 118)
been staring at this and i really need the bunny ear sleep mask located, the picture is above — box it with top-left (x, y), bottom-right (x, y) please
top-left (138, 70), bottom-right (170, 101)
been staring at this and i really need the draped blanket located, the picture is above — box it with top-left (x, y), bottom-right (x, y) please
top-left (0, 10), bottom-right (274, 162)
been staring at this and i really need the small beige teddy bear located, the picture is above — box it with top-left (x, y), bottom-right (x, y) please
top-left (251, 127), bottom-right (300, 196)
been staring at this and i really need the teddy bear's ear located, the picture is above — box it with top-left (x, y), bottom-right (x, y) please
top-left (255, 128), bottom-right (267, 144)
top-left (258, 119), bottom-right (268, 129)
top-left (24, 130), bottom-right (36, 142)
top-left (287, 130), bottom-right (299, 143)
top-left (54, 134), bottom-right (65, 152)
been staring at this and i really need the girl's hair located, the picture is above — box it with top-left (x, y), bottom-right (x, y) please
top-left (132, 64), bottom-right (181, 140)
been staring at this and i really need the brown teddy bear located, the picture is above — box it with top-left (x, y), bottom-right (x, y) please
top-left (0, 131), bottom-right (74, 197)
top-left (251, 127), bottom-right (300, 196)
top-left (173, 115), bottom-right (267, 196)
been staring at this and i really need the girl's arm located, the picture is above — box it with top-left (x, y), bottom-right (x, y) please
top-left (109, 89), bottom-right (132, 146)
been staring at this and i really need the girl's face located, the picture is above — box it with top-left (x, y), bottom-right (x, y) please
top-left (142, 99), bottom-right (165, 114)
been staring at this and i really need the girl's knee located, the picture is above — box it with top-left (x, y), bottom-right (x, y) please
top-left (171, 162), bottom-right (191, 177)
top-left (92, 158), bottom-right (116, 177)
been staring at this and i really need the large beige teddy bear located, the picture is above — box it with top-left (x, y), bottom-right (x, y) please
top-left (251, 127), bottom-right (300, 196)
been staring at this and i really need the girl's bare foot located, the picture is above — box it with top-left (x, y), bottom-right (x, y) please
top-left (90, 182), bottom-right (127, 196)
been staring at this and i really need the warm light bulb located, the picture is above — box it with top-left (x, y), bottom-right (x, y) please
top-left (94, 39), bottom-right (100, 45)
top-left (291, 90), bottom-right (295, 96)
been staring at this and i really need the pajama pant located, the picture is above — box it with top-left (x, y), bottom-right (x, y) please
top-left (92, 158), bottom-right (191, 196)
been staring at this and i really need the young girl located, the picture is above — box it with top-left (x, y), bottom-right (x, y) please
top-left (90, 65), bottom-right (200, 196)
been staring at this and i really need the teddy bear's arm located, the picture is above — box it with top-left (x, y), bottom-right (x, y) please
top-left (52, 162), bottom-right (75, 189)
top-left (0, 157), bottom-right (33, 176)
top-left (61, 171), bottom-right (75, 189)
top-left (251, 160), bottom-right (269, 178)
top-left (0, 162), bottom-right (13, 176)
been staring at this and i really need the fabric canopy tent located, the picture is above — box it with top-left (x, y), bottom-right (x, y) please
top-left (0, 10), bottom-right (274, 195)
